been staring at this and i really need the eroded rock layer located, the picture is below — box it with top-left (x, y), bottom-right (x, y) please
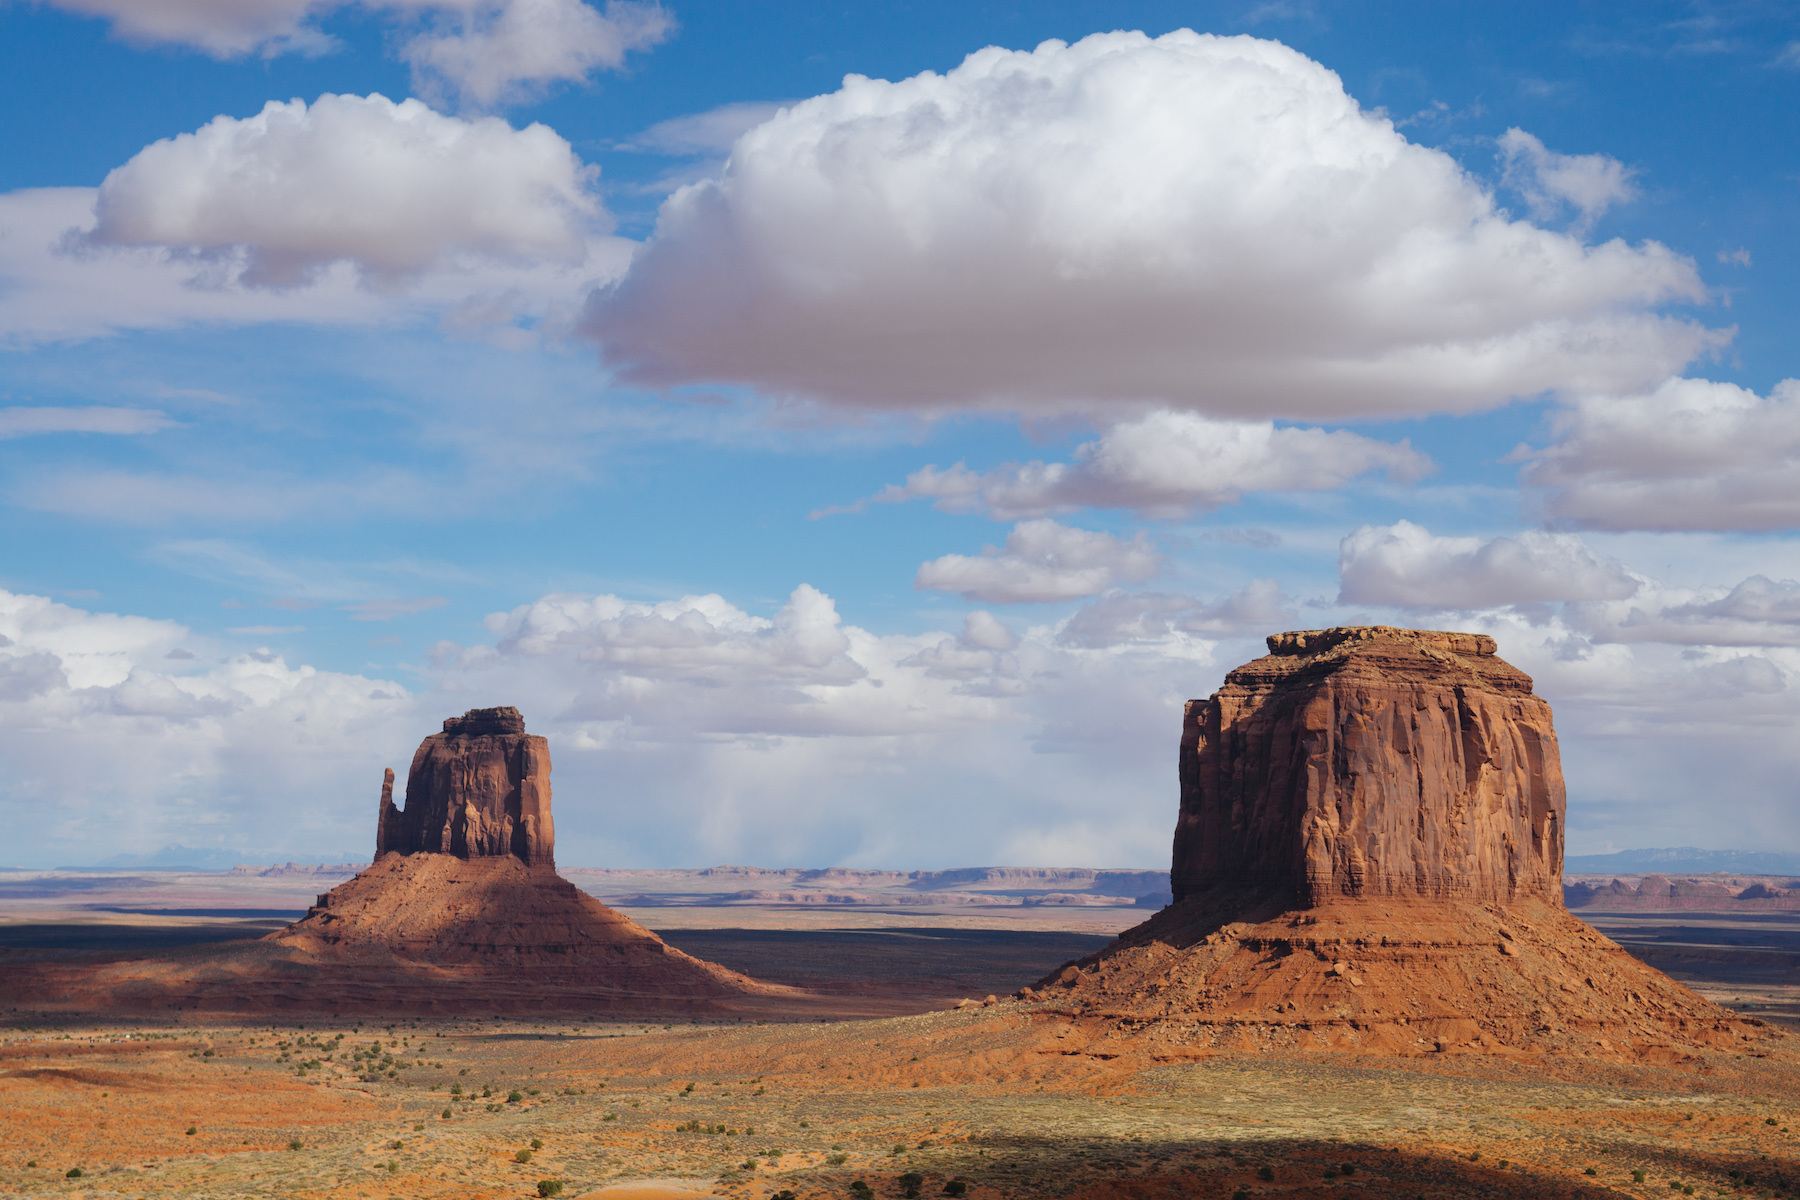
top-left (1032, 627), bottom-right (1788, 1065)
top-left (1174, 626), bottom-right (1563, 906)
top-left (377, 706), bottom-right (554, 867)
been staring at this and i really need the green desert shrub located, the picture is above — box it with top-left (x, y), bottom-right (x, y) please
top-left (515, 1149), bottom-right (533, 1164)
top-left (530, 1138), bottom-right (543, 1150)
top-left (66, 1168), bottom-right (83, 1179)
top-left (943, 1184), bottom-right (968, 1198)
top-left (185, 1127), bottom-right (197, 1136)
top-left (508, 1091), bottom-right (524, 1103)
top-left (287, 1139), bottom-right (304, 1151)
top-left (442, 1108), bottom-right (453, 1119)
top-left (536, 1182), bottom-right (563, 1197)
top-left (827, 1153), bottom-right (848, 1166)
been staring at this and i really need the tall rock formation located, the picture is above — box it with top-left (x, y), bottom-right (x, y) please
top-left (0, 706), bottom-right (812, 1017)
top-left (1173, 626), bottom-right (1562, 907)
top-left (375, 706), bottom-right (554, 866)
top-left (1029, 627), bottom-right (1787, 1065)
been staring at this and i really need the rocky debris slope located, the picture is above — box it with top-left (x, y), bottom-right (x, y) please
top-left (376, 706), bottom-right (553, 866)
top-left (1031, 627), bottom-right (1788, 1065)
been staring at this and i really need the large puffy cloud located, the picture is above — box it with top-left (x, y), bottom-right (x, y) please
top-left (873, 411), bottom-right (1430, 519)
top-left (40, 1), bottom-right (670, 105)
top-left (1567, 576), bottom-right (1800, 647)
top-left (0, 589), bottom-right (417, 864)
top-left (85, 94), bottom-right (608, 288)
top-left (1521, 377), bottom-right (1800, 532)
top-left (1338, 520), bottom-right (1640, 607)
top-left (915, 520), bottom-right (1163, 604)
top-left (583, 29), bottom-right (1716, 419)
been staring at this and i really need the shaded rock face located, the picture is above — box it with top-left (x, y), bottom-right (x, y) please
top-left (375, 706), bottom-right (555, 867)
top-left (1173, 626), bottom-right (1563, 907)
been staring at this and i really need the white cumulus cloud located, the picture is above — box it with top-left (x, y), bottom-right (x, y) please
top-left (0, 588), bottom-right (417, 864)
top-left (871, 411), bottom-right (1430, 519)
top-left (1520, 376), bottom-right (1800, 532)
top-left (1567, 576), bottom-right (1800, 647)
top-left (583, 29), bottom-right (1716, 420)
top-left (39, 0), bottom-right (671, 106)
top-left (914, 520), bottom-right (1163, 604)
top-left (40, 0), bottom-right (337, 56)
top-left (1498, 128), bottom-right (1638, 232)
top-left (85, 93), bottom-right (607, 288)
top-left (1337, 520), bottom-right (1640, 608)
top-left (402, 0), bottom-right (673, 107)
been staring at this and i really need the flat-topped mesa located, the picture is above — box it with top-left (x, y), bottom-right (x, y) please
top-left (375, 705), bottom-right (554, 867)
top-left (1173, 626), bottom-right (1563, 908)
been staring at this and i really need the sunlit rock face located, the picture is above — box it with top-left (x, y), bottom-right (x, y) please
top-left (1172, 626), bottom-right (1565, 907)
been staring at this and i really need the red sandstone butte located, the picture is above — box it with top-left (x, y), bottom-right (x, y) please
top-left (376, 705), bottom-right (553, 867)
top-left (0, 707), bottom-right (807, 1017)
top-left (1033, 627), bottom-right (1788, 1064)
top-left (1173, 626), bottom-right (1562, 907)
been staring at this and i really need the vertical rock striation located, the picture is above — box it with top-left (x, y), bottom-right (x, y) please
top-left (375, 706), bottom-right (555, 867)
top-left (1173, 626), bottom-right (1563, 907)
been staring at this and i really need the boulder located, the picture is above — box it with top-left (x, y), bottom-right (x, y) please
top-left (376, 705), bottom-right (554, 866)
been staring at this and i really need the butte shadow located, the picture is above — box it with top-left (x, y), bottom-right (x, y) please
top-left (0, 708), bottom-right (847, 1018)
top-left (1019, 627), bottom-right (1792, 1064)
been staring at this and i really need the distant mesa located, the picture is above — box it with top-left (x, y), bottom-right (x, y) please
top-left (1030, 626), bottom-right (1790, 1063)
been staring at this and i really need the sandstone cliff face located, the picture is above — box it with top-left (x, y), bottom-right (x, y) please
top-left (1173, 626), bottom-right (1564, 907)
top-left (376, 706), bottom-right (554, 867)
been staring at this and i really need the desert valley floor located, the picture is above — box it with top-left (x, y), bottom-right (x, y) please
top-left (1, 867), bottom-right (1797, 1200)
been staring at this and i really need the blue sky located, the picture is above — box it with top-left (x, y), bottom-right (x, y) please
top-left (2, 0), bottom-right (1798, 869)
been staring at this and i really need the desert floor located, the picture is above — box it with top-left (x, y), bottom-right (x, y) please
top-left (1, 1004), bottom-right (1797, 1200)
top-left (2, 876), bottom-right (1797, 1199)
